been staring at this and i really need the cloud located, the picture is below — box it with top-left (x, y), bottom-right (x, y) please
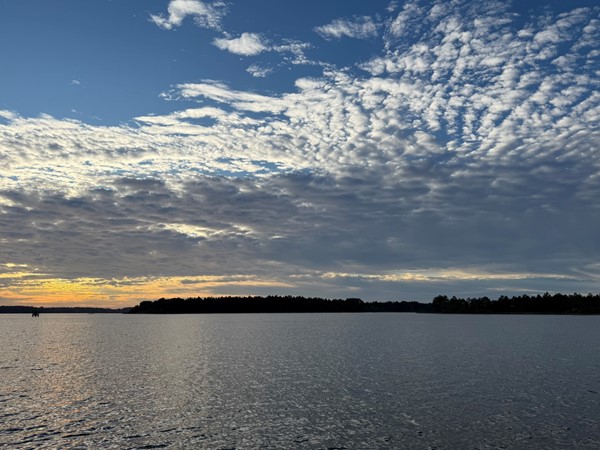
top-left (315, 16), bottom-right (380, 39)
top-left (173, 80), bottom-right (287, 113)
top-left (210, 30), bottom-right (312, 64)
top-left (213, 32), bottom-right (268, 56)
top-left (272, 40), bottom-right (314, 65)
top-left (321, 270), bottom-right (577, 283)
top-left (150, 0), bottom-right (226, 30)
top-left (246, 64), bottom-right (273, 78)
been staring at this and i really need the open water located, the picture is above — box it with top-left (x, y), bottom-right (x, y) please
top-left (0, 313), bottom-right (599, 449)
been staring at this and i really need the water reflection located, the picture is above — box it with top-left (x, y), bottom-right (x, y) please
top-left (0, 313), bottom-right (599, 448)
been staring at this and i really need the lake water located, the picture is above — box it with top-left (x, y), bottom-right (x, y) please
top-left (0, 313), bottom-right (599, 449)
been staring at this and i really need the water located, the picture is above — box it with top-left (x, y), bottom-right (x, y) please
top-left (0, 313), bottom-right (599, 449)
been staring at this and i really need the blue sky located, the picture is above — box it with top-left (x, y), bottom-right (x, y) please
top-left (0, 0), bottom-right (599, 306)
top-left (1, 0), bottom-right (388, 123)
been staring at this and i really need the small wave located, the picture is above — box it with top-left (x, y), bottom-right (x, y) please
top-left (135, 444), bottom-right (170, 449)
top-left (63, 431), bottom-right (95, 438)
top-left (0, 427), bottom-right (24, 434)
top-left (124, 433), bottom-right (147, 439)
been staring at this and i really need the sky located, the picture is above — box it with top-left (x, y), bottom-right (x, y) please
top-left (0, 0), bottom-right (599, 307)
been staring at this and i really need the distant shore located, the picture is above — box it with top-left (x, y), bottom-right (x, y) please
top-left (4, 292), bottom-right (600, 315)
top-left (0, 306), bottom-right (131, 314)
top-left (128, 293), bottom-right (600, 315)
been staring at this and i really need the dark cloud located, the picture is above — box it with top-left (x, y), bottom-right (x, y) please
top-left (2, 163), bottom-right (599, 301)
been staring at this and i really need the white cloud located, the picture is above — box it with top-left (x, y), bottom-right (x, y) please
top-left (246, 64), bottom-right (273, 78)
top-left (211, 34), bottom-right (312, 65)
top-left (315, 16), bottom-right (379, 40)
top-left (388, 2), bottom-right (423, 37)
top-left (158, 223), bottom-right (253, 239)
top-left (150, 0), bottom-right (225, 30)
top-left (175, 80), bottom-right (286, 113)
top-left (321, 269), bottom-right (576, 282)
top-left (272, 40), bottom-right (313, 65)
top-left (213, 32), bottom-right (268, 56)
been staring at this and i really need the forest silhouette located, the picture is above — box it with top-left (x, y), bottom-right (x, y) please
top-left (3, 292), bottom-right (599, 314)
top-left (128, 292), bottom-right (600, 314)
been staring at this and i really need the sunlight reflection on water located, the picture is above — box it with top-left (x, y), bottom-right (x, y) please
top-left (0, 313), bottom-right (599, 448)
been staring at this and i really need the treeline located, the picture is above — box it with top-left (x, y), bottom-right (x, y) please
top-left (129, 296), bottom-right (432, 314)
top-left (432, 292), bottom-right (600, 314)
top-left (129, 293), bottom-right (600, 314)
top-left (0, 306), bottom-right (130, 314)
top-left (5, 293), bottom-right (600, 315)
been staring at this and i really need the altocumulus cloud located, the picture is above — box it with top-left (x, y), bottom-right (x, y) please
top-left (315, 16), bottom-right (380, 40)
top-left (150, 0), bottom-right (226, 30)
top-left (1, 0), bottom-right (600, 305)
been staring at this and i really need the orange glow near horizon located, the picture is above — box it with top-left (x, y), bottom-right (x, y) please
top-left (0, 274), bottom-right (296, 308)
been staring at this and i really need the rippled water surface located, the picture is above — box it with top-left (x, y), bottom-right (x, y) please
top-left (1, 313), bottom-right (599, 449)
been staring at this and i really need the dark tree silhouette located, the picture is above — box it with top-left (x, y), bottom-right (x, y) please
top-left (128, 295), bottom-right (434, 314)
top-left (128, 293), bottom-right (600, 314)
top-left (429, 292), bottom-right (600, 314)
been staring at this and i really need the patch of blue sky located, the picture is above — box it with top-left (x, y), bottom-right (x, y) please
top-left (179, 116), bottom-right (218, 127)
top-left (187, 165), bottom-right (250, 178)
top-left (0, 175), bottom-right (19, 182)
top-left (182, 158), bottom-right (285, 178)
top-left (0, 1), bottom-right (220, 123)
top-left (251, 160), bottom-right (285, 175)
top-left (108, 168), bottom-right (138, 178)
top-left (0, 0), bottom-right (397, 125)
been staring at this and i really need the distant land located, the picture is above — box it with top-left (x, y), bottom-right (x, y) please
top-left (128, 293), bottom-right (600, 315)
top-left (4, 293), bottom-right (600, 314)
top-left (0, 306), bottom-right (131, 314)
